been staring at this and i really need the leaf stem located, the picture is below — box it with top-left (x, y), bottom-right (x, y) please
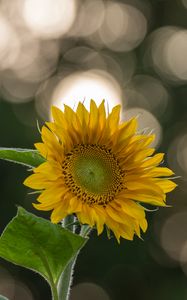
top-left (57, 216), bottom-right (91, 300)
top-left (57, 256), bottom-right (77, 300)
top-left (38, 251), bottom-right (59, 300)
top-left (57, 215), bottom-right (76, 300)
top-left (80, 224), bottom-right (92, 237)
top-left (51, 281), bottom-right (59, 300)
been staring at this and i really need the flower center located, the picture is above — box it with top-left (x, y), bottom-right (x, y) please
top-left (62, 144), bottom-right (124, 205)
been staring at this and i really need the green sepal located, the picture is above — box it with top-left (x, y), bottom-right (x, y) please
top-left (0, 296), bottom-right (9, 300)
top-left (0, 207), bottom-right (87, 287)
top-left (0, 148), bottom-right (45, 168)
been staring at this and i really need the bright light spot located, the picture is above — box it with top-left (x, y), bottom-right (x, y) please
top-left (23, 0), bottom-right (76, 38)
top-left (0, 35), bottom-right (59, 102)
top-left (177, 135), bottom-right (187, 175)
top-left (70, 282), bottom-right (110, 300)
top-left (0, 14), bottom-right (20, 70)
top-left (104, 52), bottom-right (136, 84)
top-left (0, 277), bottom-right (34, 300)
top-left (51, 70), bottom-right (122, 113)
top-left (0, 266), bottom-right (15, 299)
top-left (160, 212), bottom-right (187, 261)
top-left (99, 2), bottom-right (147, 52)
top-left (0, 265), bottom-right (34, 299)
top-left (13, 39), bottom-right (59, 82)
top-left (150, 27), bottom-right (177, 81)
top-left (64, 46), bottom-right (107, 69)
top-left (123, 107), bottom-right (162, 148)
top-left (0, 0), bottom-right (27, 28)
top-left (167, 133), bottom-right (187, 180)
top-left (63, 47), bottom-right (136, 85)
top-left (71, 0), bottom-right (105, 37)
top-left (10, 35), bottom-right (40, 75)
top-left (167, 30), bottom-right (187, 81)
top-left (1, 72), bottom-right (38, 103)
top-left (125, 75), bottom-right (169, 117)
top-left (146, 26), bottom-right (187, 83)
top-left (12, 281), bottom-right (34, 300)
top-left (181, 0), bottom-right (187, 9)
top-left (63, 46), bottom-right (135, 83)
top-left (180, 241), bottom-right (187, 276)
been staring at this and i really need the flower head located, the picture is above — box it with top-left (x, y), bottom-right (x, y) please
top-left (24, 100), bottom-right (177, 242)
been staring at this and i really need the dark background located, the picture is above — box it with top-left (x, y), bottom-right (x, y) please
top-left (0, 0), bottom-right (187, 299)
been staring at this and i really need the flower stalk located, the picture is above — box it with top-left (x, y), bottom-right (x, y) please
top-left (57, 257), bottom-right (76, 300)
top-left (57, 215), bottom-right (77, 300)
top-left (56, 216), bottom-right (91, 300)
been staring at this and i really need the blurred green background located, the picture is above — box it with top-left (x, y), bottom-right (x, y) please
top-left (0, 0), bottom-right (187, 299)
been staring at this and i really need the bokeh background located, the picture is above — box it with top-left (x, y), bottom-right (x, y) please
top-left (0, 0), bottom-right (187, 299)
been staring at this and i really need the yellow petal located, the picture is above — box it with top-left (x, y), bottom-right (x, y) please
top-left (131, 148), bottom-right (155, 162)
top-left (119, 148), bottom-right (155, 168)
top-left (47, 123), bottom-right (73, 152)
top-left (122, 191), bottom-right (166, 206)
top-left (139, 218), bottom-right (148, 232)
top-left (107, 105), bottom-right (121, 134)
top-left (41, 126), bottom-right (64, 162)
top-left (118, 223), bottom-right (134, 241)
top-left (77, 204), bottom-right (94, 226)
top-left (144, 167), bottom-right (174, 177)
top-left (115, 198), bottom-right (145, 220)
top-left (37, 185), bottom-right (68, 204)
top-left (64, 105), bottom-right (82, 142)
top-left (68, 197), bottom-right (82, 213)
top-left (35, 143), bottom-right (48, 158)
top-left (34, 161), bottom-right (62, 180)
top-left (24, 173), bottom-right (52, 189)
top-left (125, 179), bottom-right (164, 196)
top-left (51, 205), bottom-right (68, 223)
top-left (122, 134), bottom-right (155, 155)
top-left (105, 215), bottom-right (120, 233)
top-left (33, 201), bottom-right (60, 211)
top-left (106, 205), bottom-right (124, 223)
top-left (76, 102), bottom-right (89, 125)
top-left (154, 179), bottom-right (177, 193)
top-left (106, 204), bottom-right (134, 227)
top-left (92, 207), bottom-right (105, 235)
top-left (113, 118), bottom-right (137, 152)
top-left (51, 106), bottom-right (65, 126)
top-left (141, 153), bottom-right (164, 168)
top-left (88, 100), bottom-right (99, 142)
top-left (76, 102), bottom-right (89, 142)
top-left (98, 100), bottom-right (106, 130)
top-left (132, 134), bottom-right (155, 149)
top-left (118, 118), bottom-right (137, 142)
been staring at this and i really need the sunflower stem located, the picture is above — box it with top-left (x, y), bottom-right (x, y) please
top-left (57, 215), bottom-right (77, 300)
top-left (80, 224), bottom-right (92, 237)
top-left (57, 217), bottom-right (92, 300)
top-left (51, 281), bottom-right (59, 300)
top-left (57, 256), bottom-right (77, 300)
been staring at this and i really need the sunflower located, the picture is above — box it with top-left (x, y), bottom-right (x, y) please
top-left (24, 100), bottom-right (177, 242)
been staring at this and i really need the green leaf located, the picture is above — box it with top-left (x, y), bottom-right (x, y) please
top-left (0, 296), bottom-right (9, 300)
top-left (0, 207), bottom-right (87, 287)
top-left (0, 148), bottom-right (45, 168)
